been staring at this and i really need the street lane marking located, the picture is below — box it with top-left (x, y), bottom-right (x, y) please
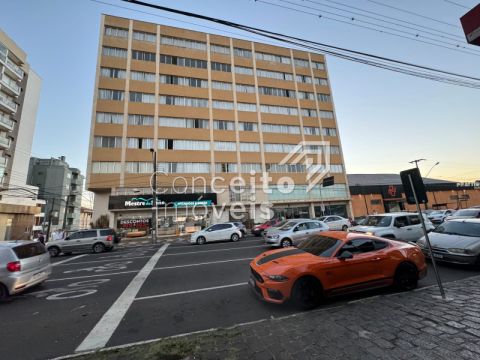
top-left (164, 245), bottom-right (267, 256)
top-left (76, 243), bottom-right (170, 352)
top-left (47, 270), bottom-right (139, 282)
top-left (154, 257), bottom-right (253, 271)
top-left (167, 237), bottom-right (261, 248)
top-left (51, 254), bottom-right (87, 266)
top-left (55, 255), bottom-right (152, 266)
top-left (135, 282), bottom-right (248, 301)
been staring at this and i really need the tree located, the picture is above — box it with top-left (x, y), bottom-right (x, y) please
top-left (90, 214), bottom-right (109, 229)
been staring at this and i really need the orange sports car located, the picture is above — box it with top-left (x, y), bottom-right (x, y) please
top-left (249, 231), bottom-right (427, 309)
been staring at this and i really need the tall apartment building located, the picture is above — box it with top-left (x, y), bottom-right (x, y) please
top-left (0, 29), bottom-right (42, 240)
top-left (27, 157), bottom-right (84, 231)
top-left (88, 15), bottom-right (351, 234)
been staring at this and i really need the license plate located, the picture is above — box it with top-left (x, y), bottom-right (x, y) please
top-left (433, 253), bottom-right (443, 259)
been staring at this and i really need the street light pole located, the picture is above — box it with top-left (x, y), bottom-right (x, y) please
top-left (409, 158), bottom-right (426, 169)
top-left (150, 149), bottom-right (157, 244)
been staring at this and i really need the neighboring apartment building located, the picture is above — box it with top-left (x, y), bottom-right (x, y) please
top-left (0, 28), bottom-right (42, 240)
top-left (27, 156), bottom-right (84, 231)
top-left (87, 15), bottom-right (351, 234)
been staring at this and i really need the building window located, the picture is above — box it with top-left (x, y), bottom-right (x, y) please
top-left (371, 199), bottom-right (381, 205)
top-left (239, 142), bottom-right (260, 152)
top-left (330, 164), bottom-right (344, 173)
top-left (260, 104), bottom-right (298, 116)
top-left (215, 163), bottom-right (238, 173)
top-left (159, 117), bottom-right (209, 129)
top-left (294, 58), bottom-right (309, 68)
top-left (100, 67), bottom-right (126, 79)
top-left (317, 93), bottom-right (332, 102)
top-left (102, 47), bottom-right (127, 58)
top-left (211, 81), bottom-right (232, 91)
top-left (312, 61), bottom-right (325, 70)
top-left (320, 111), bottom-right (335, 119)
top-left (259, 86), bottom-right (295, 98)
top-left (158, 139), bottom-right (210, 151)
top-left (240, 163), bottom-right (262, 173)
top-left (160, 55), bottom-right (207, 69)
top-left (127, 138), bottom-right (154, 149)
top-left (301, 108), bottom-right (317, 117)
top-left (296, 74), bottom-right (312, 83)
top-left (255, 51), bottom-right (291, 64)
top-left (238, 122), bottom-right (257, 131)
top-left (303, 126), bottom-right (320, 135)
top-left (125, 162), bottom-right (154, 173)
top-left (297, 91), bottom-right (315, 100)
top-left (262, 123), bottom-right (300, 134)
top-left (98, 89), bottom-right (124, 101)
top-left (235, 84), bottom-right (255, 93)
top-left (160, 95), bottom-right (209, 108)
top-left (157, 162), bottom-right (210, 173)
top-left (266, 163), bottom-right (306, 173)
top-left (214, 141), bottom-right (236, 151)
top-left (129, 92), bottom-right (155, 103)
top-left (212, 100), bottom-right (234, 110)
top-left (237, 103), bottom-right (257, 112)
top-left (94, 136), bottom-right (122, 148)
top-left (234, 47), bottom-right (252, 58)
top-left (132, 50), bottom-right (156, 62)
top-left (213, 120), bottom-right (235, 131)
top-left (133, 30), bottom-right (156, 42)
top-left (256, 68), bottom-right (293, 81)
top-left (92, 162), bottom-right (121, 173)
top-left (160, 75), bottom-right (207, 88)
top-left (96, 112), bottom-right (123, 124)
top-left (131, 71), bottom-right (156, 82)
top-left (314, 77), bottom-right (328, 86)
top-left (234, 66), bottom-right (254, 76)
top-left (210, 44), bottom-right (230, 55)
top-left (128, 114), bottom-right (154, 126)
top-left (330, 146), bottom-right (341, 155)
top-left (104, 26), bottom-right (128, 38)
top-left (264, 143), bottom-right (297, 153)
top-left (160, 36), bottom-right (207, 51)
top-left (322, 128), bottom-right (337, 136)
top-left (211, 62), bottom-right (231, 72)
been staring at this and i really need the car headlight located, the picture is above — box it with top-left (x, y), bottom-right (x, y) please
top-left (272, 234), bottom-right (280, 239)
top-left (365, 231), bottom-right (374, 236)
top-left (267, 275), bottom-right (289, 282)
top-left (448, 248), bottom-right (468, 254)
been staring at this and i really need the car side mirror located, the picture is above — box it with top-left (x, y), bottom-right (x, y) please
top-left (338, 251), bottom-right (353, 260)
top-left (65, 236), bottom-right (70, 240)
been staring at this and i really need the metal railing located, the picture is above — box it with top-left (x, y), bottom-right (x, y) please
top-left (5, 57), bottom-right (24, 79)
top-left (0, 93), bottom-right (17, 112)
top-left (0, 114), bottom-right (14, 130)
top-left (0, 135), bottom-right (11, 148)
top-left (0, 74), bottom-right (20, 94)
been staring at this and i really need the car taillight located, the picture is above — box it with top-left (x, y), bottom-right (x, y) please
top-left (7, 261), bottom-right (21, 272)
top-left (106, 235), bottom-right (113, 242)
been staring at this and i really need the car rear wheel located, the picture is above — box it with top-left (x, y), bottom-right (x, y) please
top-left (48, 246), bottom-right (60, 257)
top-left (291, 277), bottom-right (322, 310)
top-left (394, 263), bottom-right (418, 291)
top-left (0, 283), bottom-right (8, 301)
top-left (197, 236), bottom-right (206, 245)
top-left (280, 238), bottom-right (292, 248)
top-left (231, 233), bottom-right (240, 242)
top-left (92, 243), bottom-right (105, 254)
top-left (342, 225), bottom-right (348, 231)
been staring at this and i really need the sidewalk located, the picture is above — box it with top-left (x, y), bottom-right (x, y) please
top-left (73, 275), bottom-right (480, 360)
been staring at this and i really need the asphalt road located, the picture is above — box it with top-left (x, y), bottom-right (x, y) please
top-left (0, 236), bottom-right (478, 360)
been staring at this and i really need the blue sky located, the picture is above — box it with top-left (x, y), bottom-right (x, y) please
top-left (1, 0), bottom-right (479, 182)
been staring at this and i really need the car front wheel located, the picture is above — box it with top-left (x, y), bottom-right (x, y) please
top-left (342, 225), bottom-right (348, 231)
top-left (394, 263), bottom-right (418, 291)
top-left (48, 246), bottom-right (60, 257)
top-left (196, 236), bottom-right (206, 245)
top-left (291, 277), bottom-right (322, 310)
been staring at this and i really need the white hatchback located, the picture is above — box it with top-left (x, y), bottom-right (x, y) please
top-left (191, 223), bottom-right (243, 245)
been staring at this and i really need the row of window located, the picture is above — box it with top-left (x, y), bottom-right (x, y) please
top-left (92, 161), bottom-right (343, 174)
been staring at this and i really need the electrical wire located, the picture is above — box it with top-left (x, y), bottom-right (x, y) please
top-left (443, 0), bottom-right (470, 10)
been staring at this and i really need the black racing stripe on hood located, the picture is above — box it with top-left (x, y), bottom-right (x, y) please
top-left (256, 248), bottom-right (305, 265)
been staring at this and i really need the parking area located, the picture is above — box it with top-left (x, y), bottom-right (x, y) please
top-left (0, 236), bottom-right (479, 360)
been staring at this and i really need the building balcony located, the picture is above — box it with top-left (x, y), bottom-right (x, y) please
top-left (0, 156), bottom-right (7, 167)
top-left (0, 114), bottom-right (14, 132)
top-left (0, 135), bottom-right (11, 150)
top-left (0, 51), bottom-right (24, 80)
top-left (0, 92), bottom-right (17, 113)
top-left (0, 74), bottom-right (21, 96)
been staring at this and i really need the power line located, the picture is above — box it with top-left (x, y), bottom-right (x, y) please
top-left (121, 0), bottom-right (480, 89)
top-left (443, 0), bottom-right (470, 10)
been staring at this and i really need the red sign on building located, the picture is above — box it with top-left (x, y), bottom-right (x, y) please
top-left (461, 4), bottom-right (480, 46)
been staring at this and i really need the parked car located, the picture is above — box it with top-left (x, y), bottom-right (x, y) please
top-left (427, 209), bottom-right (456, 224)
top-left (445, 208), bottom-right (480, 221)
top-left (349, 212), bottom-right (434, 242)
top-left (351, 216), bottom-right (367, 226)
top-left (417, 219), bottom-right (480, 266)
top-left (252, 219), bottom-right (283, 237)
top-left (317, 215), bottom-right (351, 231)
top-left (191, 223), bottom-right (243, 245)
top-left (0, 241), bottom-right (52, 300)
top-left (231, 222), bottom-right (246, 236)
top-left (250, 231), bottom-right (427, 309)
top-left (264, 219), bottom-right (329, 248)
top-left (46, 228), bottom-right (116, 257)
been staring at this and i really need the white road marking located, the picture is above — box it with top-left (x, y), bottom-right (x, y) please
top-left (47, 270), bottom-right (139, 282)
top-left (56, 256), bottom-right (151, 266)
top-left (135, 282), bottom-right (248, 301)
top-left (164, 244), bottom-right (266, 256)
top-left (51, 254), bottom-right (87, 266)
top-left (154, 257), bottom-right (253, 271)
top-left (75, 244), bottom-right (169, 352)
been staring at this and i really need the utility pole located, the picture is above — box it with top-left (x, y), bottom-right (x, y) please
top-left (150, 149), bottom-right (157, 244)
top-left (62, 194), bottom-right (70, 230)
top-left (409, 159), bottom-right (426, 169)
top-left (46, 197), bottom-right (56, 242)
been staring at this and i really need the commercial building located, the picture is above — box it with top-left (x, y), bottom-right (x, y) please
top-left (349, 174), bottom-right (480, 217)
top-left (27, 156), bottom-right (84, 231)
top-left (87, 15), bottom-right (351, 234)
top-left (0, 28), bottom-right (42, 240)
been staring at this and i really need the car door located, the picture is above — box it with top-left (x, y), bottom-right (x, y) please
top-left (330, 216), bottom-right (343, 230)
top-left (291, 222), bottom-right (309, 245)
top-left (392, 216), bottom-right (410, 241)
top-left (80, 230), bottom-right (99, 252)
top-left (406, 215), bottom-right (424, 241)
top-left (62, 231), bottom-right (83, 252)
top-left (205, 224), bottom-right (222, 242)
top-left (306, 221), bottom-right (323, 236)
top-left (217, 224), bottom-right (233, 241)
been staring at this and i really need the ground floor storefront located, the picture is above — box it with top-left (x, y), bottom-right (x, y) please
top-left (0, 201), bottom-right (42, 240)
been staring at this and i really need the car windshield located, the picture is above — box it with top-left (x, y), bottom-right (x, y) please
top-left (433, 221), bottom-right (480, 237)
top-left (271, 220), bottom-right (288, 228)
top-left (429, 211), bottom-right (444, 216)
top-left (277, 221), bottom-right (299, 231)
top-left (362, 216), bottom-right (392, 227)
top-left (297, 235), bottom-right (342, 257)
top-left (453, 209), bottom-right (478, 217)
top-left (317, 216), bottom-right (326, 221)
